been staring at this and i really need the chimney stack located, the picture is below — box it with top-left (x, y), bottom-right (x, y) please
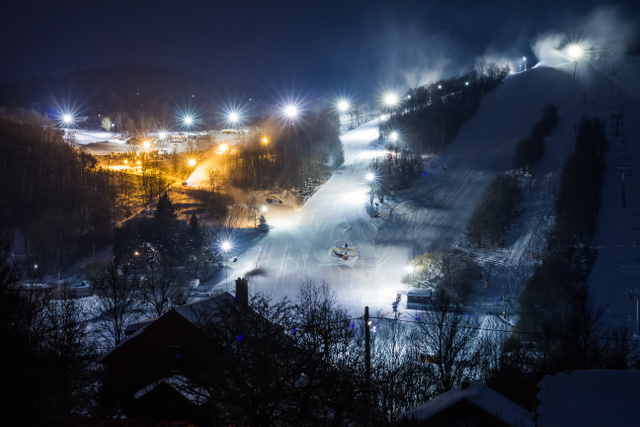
top-left (235, 277), bottom-right (248, 307)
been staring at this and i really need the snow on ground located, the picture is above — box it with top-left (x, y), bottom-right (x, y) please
top-left (73, 130), bottom-right (243, 156)
top-left (68, 55), bottom-right (640, 331)
top-left (197, 54), bottom-right (640, 329)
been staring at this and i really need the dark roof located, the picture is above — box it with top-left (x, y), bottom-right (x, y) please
top-left (102, 292), bottom-right (235, 362)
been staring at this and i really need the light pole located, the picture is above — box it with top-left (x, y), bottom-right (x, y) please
top-left (228, 111), bottom-right (239, 130)
top-left (522, 56), bottom-right (527, 71)
top-left (142, 140), bottom-right (150, 161)
top-left (567, 44), bottom-right (583, 77)
top-left (284, 104), bottom-right (298, 126)
top-left (365, 171), bottom-right (376, 210)
top-left (221, 241), bottom-right (232, 291)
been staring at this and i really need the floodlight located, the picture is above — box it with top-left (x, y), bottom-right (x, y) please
top-left (567, 44), bottom-right (583, 60)
top-left (229, 111), bottom-right (239, 123)
top-left (390, 132), bottom-right (398, 142)
top-left (62, 114), bottom-right (73, 124)
top-left (365, 172), bottom-right (375, 182)
top-left (284, 105), bottom-right (298, 118)
top-left (383, 93), bottom-right (398, 106)
top-left (337, 100), bottom-right (350, 112)
top-left (188, 159), bottom-right (196, 167)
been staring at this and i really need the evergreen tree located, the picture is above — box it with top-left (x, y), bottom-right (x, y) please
top-left (154, 192), bottom-right (179, 259)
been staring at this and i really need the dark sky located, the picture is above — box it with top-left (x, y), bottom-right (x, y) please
top-left (1, 0), bottom-right (638, 100)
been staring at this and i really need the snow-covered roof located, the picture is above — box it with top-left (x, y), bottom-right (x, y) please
top-left (134, 374), bottom-right (209, 405)
top-left (102, 293), bottom-right (236, 361)
top-left (397, 380), bottom-right (534, 427)
top-left (537, 370), bottom-right (640, 427)
top-left (173, 292), bottom-right (235, 325)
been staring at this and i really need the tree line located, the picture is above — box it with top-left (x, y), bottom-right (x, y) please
top-left (379, 62), bottom-right (510, 154)
top-left (225, 109), bottom-right (344, 191)
top-left (517, 116), bottom-right (623, 372)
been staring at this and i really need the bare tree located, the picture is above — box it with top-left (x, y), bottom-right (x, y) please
top-left (140, 261), bottom-right (189, 317)
top-left (90, 262), bottom-right (138, 346)
top-left (293, 279), bottom-right (353, 367)
top-left (411, 297), bottom-right (481, 395)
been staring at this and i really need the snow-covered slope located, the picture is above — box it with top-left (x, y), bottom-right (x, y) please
top-left (204, 55), bottom-right (640, 326)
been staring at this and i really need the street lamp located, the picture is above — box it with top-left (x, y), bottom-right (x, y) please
top-left (187, 158), bottom-right (196, 167)
top-left (262, 137), bottom-right (269, 144)
top-left (522, 56), bottom-right (527, 71)
top-left (228, 111), bottom-right (240, 129)
top-left (62, 114), bottom-right (73, 125)
top-left (142, 140), bottom-right (150, 160)
top-left (365, 171), bottom-right (376, 208)
top-left (567, 44), bottom-right (583, 77)
top-left (221, 240), bottom-right (232, 290)
top-left (389, 131), bottom-right (399, 142)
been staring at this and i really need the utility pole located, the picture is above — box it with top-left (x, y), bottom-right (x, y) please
top-left (364, 306), bottom-right (371, 380)
top-left (630, 290), bottom-right (640, 336)
top-left (618, 167), bottom-right (631, 208)
top-left (364, 306), bottom-right (371, 424)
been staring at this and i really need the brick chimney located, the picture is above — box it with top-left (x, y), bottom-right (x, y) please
top-left (235, 277), bottom-right (248, 307)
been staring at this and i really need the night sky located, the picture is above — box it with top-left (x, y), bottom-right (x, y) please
top-left (2, 0), bottom-right (639, 99)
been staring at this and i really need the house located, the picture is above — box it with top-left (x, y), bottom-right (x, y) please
top-left (100, 278), bottom-right (250, 419)
top-left (397, 380), bottom-right (534, 427)
top-left (536, 370), bottom-right (640, 427)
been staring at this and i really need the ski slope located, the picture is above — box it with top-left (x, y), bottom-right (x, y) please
top-left (214, 54), bottom-right (640, 329)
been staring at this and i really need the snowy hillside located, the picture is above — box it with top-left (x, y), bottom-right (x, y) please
top-left (204, 55), bottom-right (639, 330)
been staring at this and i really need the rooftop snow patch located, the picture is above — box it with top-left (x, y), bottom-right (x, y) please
top-left (397, 380), bottom-right (534, 426)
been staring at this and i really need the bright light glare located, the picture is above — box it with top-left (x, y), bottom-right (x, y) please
top-left (337, 100), bottom-right (350, 112)
top-left (567, 44), bottom-right (583, 59)
top-left (229, 111), bottom-right (239, 123)
top-left (183, 116), bottom-right (193, 125)
top-left (218, 144), bottom-right (229, 154)
top-left (158, 132), bottom-right (167, 140)
top-left (143, 141), bottom-right (150, 149)
top-left (389, 132), bottom-right (398, 142)
top-left (62, 114), bottom-right (73, 124)
top-left (221, 241), bottom-right (232, 252)
top-left (261, 206), bottom-right (267, 213)
top-left (262, 137), bottom-right (269, 144)
top-left (365, 172), bottom-right (375, 182)
top-left (404, 264), bottom-right (416, 274)
top-left (383, 93), bottom-right (398, 106)
top-left (187, 159), bottom-right (196, 167)
top-left (284, 105), bottom-right (298, 118)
